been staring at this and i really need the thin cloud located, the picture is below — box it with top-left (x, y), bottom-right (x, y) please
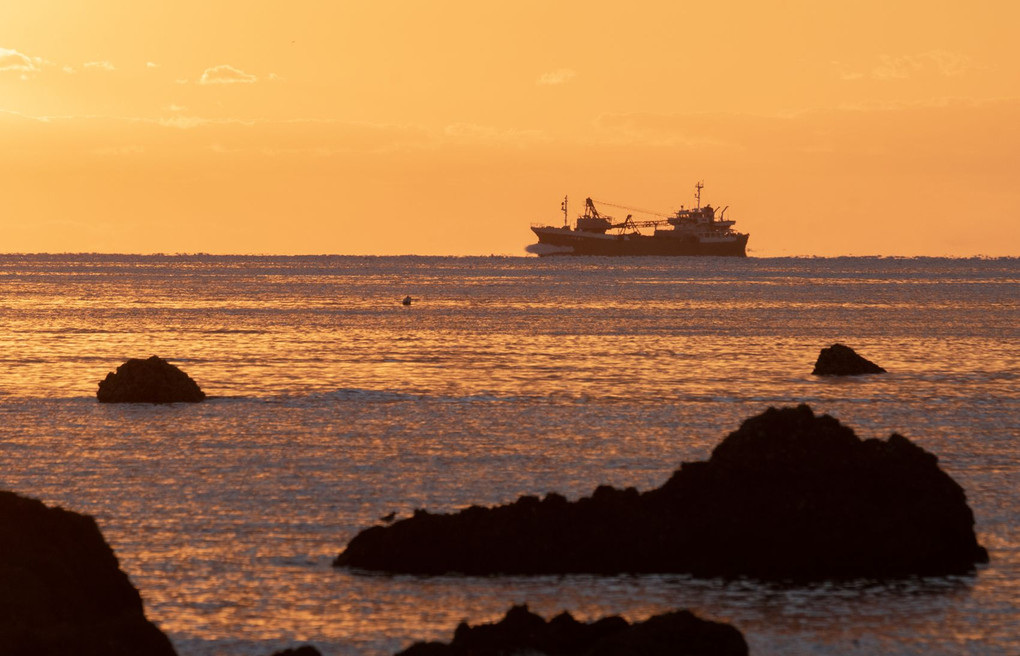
top-left (593, 111), bottom-right (741, 149)
top-left (0, 108), bottom-right (51, 122)
top-left (443, 122), bottom-right (545, 145)
top-left (199, 64), bottom-right (256, 85)
top-left (158, 116), bottom-right (214, 129)
top-left (847, 50), bottom-right (974, 81)
top-left (536, 68), bottom-right (576, 85)
top-left (146, 61), bottom-right (159, 69)
top-left (2, 110), bottom-right (538, 156)
top-left (210, 143), bottom-right (241, 154)
top-left (157, 116), bottom-right (257, 129)
top-left (84, 60), bottom-right (116, 71)
top-left (0, 47), bottom-right (37, 72)
top-left (93, 145), bottom-right (145, 156)
top-left (590, 101), bottom-right (1020, 164)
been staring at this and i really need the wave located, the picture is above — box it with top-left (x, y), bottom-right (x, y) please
top-left (252, 388), bottom-right (747, 407)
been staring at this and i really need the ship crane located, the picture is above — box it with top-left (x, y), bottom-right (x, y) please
top-left (587, 198), bottom-right (672, 232)
top-left (610, 217), bottom-right (669, 230)
top-left (591, 199), bottom-right (671, 219)
top-left (582, 197), bottom-right (605, 219)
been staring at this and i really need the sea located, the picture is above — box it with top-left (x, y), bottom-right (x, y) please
top-left (0, 254), bottom-right (1017, 656)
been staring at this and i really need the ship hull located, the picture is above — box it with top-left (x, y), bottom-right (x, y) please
top-left (530, 227), bottom-right (748, 257)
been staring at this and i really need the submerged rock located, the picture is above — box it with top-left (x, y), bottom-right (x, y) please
top-left (396, 605), bottom-right (747, 656)
top-left (812, 343), bottom-right (886, 376)
top-left (97, 355), bottom-right (205, 403)
top-left (335, 405), bottom-right (987, 580)
top-left (0, 490), bottom-right (178, 656)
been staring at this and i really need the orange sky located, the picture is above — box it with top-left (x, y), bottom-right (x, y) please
top-left (2, 1), bottom-right (1018, 256)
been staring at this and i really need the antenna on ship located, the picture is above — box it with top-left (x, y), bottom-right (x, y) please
top-left (695, 181), bottom-right (704, 209)
top-left (561, 195), bottom-right (568, 227)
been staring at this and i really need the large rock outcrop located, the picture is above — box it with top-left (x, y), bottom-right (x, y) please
top-left (812, 343), bottom-right (886, 376)
top-left (97, 356), bottom-right (205, 403)
top-left (0, 490), bottom-right (178, 656)
top-left (397, 605), bottom-right (747, 656)
top-left (335, 405), bottom-right (987, 580)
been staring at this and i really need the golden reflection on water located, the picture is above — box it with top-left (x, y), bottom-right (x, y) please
top-left (0, 255), bottom-right (1017, 655)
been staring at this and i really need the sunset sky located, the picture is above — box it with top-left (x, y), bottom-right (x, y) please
top-left (2, 1), bottom-right (1018, 256)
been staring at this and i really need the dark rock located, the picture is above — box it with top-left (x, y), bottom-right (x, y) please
top-left (0, 490), bottom-right (178, 656)
top-left (395, 605), bottom-right (747, 656)
top-left (812, 343), bottom-right (886, 376)
top-left (269, 647), bottom-right (322, 656)
top-left (97, 355), bottom-right (206, 403)
top-left (335, 405), bottom-right (987, 580)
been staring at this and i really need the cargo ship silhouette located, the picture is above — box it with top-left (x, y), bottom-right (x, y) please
top-left (529, 182), bottom-right (748, 256)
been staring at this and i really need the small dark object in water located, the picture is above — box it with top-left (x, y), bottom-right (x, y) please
top-left (812, 343), bottom-right (886, 376)
top-left (395, 604), bottom-right (748, 656)
top-left (402, 295), bottom-right (413, 305)
top-left (335, 404), bottom-right (987, 580)
top-left (380, 511), bottom-right (397, 523)
top-left (97, 355), bottom-right (206, 403)
top-left (0, 490), bottom-right (179, 655)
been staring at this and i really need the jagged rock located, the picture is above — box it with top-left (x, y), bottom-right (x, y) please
top-left (335, 405), bottom-right (987, 580)
top-left (396, 605), bottom-right (747, 656)
top-left (268, 647), bottom-right (322, 656)
top-left (97, 356), bottom-right (205, 403)
top-left (812, 343), bottom-right (886, 376)
top-left (0, 490), bottom-right (178, 656)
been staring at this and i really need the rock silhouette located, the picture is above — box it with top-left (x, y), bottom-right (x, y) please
top-left (0, 490), bottom-right (178, 656)
top-left (97, 355), bottom-right (206, 403)
top-left (812, 343), bottom-right (886, 376)
top-left (268, 647), bottom-right (322, 656)
top-left (335, 405), bottom-right (987, 580)
top-left (396, 605), bottom-right (747, 656)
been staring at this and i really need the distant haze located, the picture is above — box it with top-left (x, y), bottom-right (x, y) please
top-left (2, 1), bottom-right (1018, 256)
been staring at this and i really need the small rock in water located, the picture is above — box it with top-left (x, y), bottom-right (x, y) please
top-left (97, 355), bottom-right (206, 403)
top-left (812, 343), bottom-right (886, 376)
top-left (402, 295), bottom-right (413, 305)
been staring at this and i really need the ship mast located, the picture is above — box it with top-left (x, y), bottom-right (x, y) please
top-left (561, 195), bottom-right (568, 227)
top-left (695, 181), bottom-right (704, 209)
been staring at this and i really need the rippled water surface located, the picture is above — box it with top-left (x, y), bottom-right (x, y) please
top-left (0, 255), bottom-right (1018, 655)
